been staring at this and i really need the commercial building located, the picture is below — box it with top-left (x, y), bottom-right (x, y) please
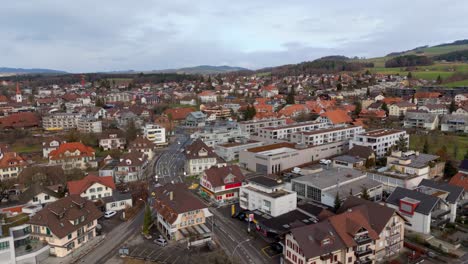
top-left (239, 118), bottom-right (287, 135)
top-left (239, 176), bottom-right (297, 217)
top-left (200, 165), bottom-right (245, 204)
top-left (349, 129), bottom-right (409, 158)
top-left (190, 121), bottom-right (250, 147)
top-left (214, 140), bottom-right (264, 161)
top-left (290, 125), bottom-right (364, 146)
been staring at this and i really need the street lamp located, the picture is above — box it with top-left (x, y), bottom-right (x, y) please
top-left (231, 238), bottom-right (250, 258)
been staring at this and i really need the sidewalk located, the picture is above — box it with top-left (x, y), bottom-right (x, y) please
top-left (45, 235), bottom-right (106, 264)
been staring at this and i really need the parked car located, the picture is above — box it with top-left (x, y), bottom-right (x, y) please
top-left (154, 238), bottom-right (167, 247)
top-left (270, 242), bottom-right (283, 253)
top-left (319, 159), bottom-right (331, 165)
top-left (104, 210), bottom-right (117, 219)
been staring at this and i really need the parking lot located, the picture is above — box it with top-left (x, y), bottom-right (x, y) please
top-left (98, 210), bottom-right (126, 235)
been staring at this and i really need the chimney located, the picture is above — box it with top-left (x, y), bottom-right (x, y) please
top-left (169, 191), bottom-right (173, 201)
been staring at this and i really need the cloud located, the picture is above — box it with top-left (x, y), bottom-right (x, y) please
top-left (0, 0), bottom-right (467, 72)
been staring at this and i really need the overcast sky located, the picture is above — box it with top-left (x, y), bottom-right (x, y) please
top-left (1, 0), bottom-right (467, 73)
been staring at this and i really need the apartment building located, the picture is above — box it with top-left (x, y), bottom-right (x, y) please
top-left (239, 118), bottom-right (287, 135)
top-left (257, 121), bottom-right (329, 142)
top-left (28, 195), bottom-right (103, 257)
top-left (290, 125), bottom-right (364, 146)
top-left (48, 142), bottom-right (97, 171)
top-left (153, 183), bottom-right (213, 242)
top-left (99, 131), bottom-right (126, 151)
top-left (0, 148), bottom-right (27, 181)
top-left (388, 101), bottom-right (416, 117)
top-left (200, 165), bottom-right (245, 204)
top-left (104, 92), bottom-right (131, 103)
top-left (115, 152), bottom-right (148, 183)
top-left (214, 140), bottom-right (264, 161)
top-left (239, 176), bottom-right (297, 217)
top-left (42, 113), bottom-right (82, 131)
top-left (191, 121), bottom-right (250, 147)
top-left (403, 112), bottom-right (439, 130)
top-left (386, 150), bottom-right (444, 179)
top-left (349, 129), bottom-right (409, 158)
top-left (440, 114), bottom-right (468, 132)
top-left (142, 123), bottom-right (167, 145)
top-left (77, 117), bottom-right (102, 133)
top-left (128, 136), bottom-right (156, 160)
top-left (418, 104), bottom-right (448, 115)
top-left (184, 139), bottom-right (225, 176)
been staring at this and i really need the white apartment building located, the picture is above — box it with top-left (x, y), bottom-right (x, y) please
top-left (403, 112), bottom-right (439, 130)
top-left (77, 117), bottom-right (102, 133)
top-left (190, 121), bottom-right (250, 147)
top-left (257, 121), bottom-right (330, 142)
top-left (349, 129), bottom-right (409, 158)
top-left (239, 118), bottom-right (287, 134)
top-left (441, 114), bottom-right (468, 133)
top-left (290, 125), bottom-right (365, 146)
top-left (42, 113), bottom-right (82, 131)
top-left (143, 123), bottom-right (167, 145)
top-left (239, 176), bottom-right (297, 217)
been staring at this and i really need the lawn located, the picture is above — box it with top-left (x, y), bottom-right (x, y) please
top-left (12, 143), bottom-right (42, 153)
top-left (444, 79), bottom-right (468, 87)
top-left (409, 133), bottom-right (468, 161)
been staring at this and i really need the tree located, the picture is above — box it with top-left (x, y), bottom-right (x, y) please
top-left (407, 71), bottom-right (413, 79)
top-left (465, 150), bottom-right (468, 160)
top-left (436, 75), bottom-right (442, 84)
top-left (444, 161), bottom-right (458, 179)
top-left (361, 186), bottom-right (370, 200)
top-left (381, 102), bottom-right (389, 115)
top-left (142, 204), bottom-right (152, 235)
top-left (334, 192), bottom-right (341, 211)
top-left (366, 87), bottom-right (370, 97)
top-left (436, 146), bottom-right (449, 161)
top-left (125, 119), bottom-right (139, 142)
top-left (396, 134), bottom-right (408, 152)
top-left (422, 139), bottom-right (430, 154)
top-left (336, 83), bottom-right (343, 91)
top-left (365, 158), bottom-right (375, 169)
top-left (95, 97), bottom-right (105, 107)
top-left (353, 101), bottom-right (362, 116)
top-left (243, 105), bottom-right (256, 121)
top-left (286, 87), bottom-right (295, 104)
top-left (449, 99), bottom-right (457, 114)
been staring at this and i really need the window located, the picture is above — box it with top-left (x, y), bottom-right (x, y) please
top-left (334, 255), bottom-right (337, 262)
top-left (348, 257), bottom-right (352, 263)
top-left (44, 195), bottom-right (50, 200)
top-left (33, 197), bottom-right (38, 202)
top-left (97, 187), bottom-right (103, 192)
top-left (68, 233), bottom-right (72, 240)
top-left (0, 241), bottom-right (10, 250)
top-left (78, 236), bottom-right (85, 244)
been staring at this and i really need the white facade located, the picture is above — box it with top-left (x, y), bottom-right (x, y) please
top-left (349, 129), bottom-right (409, 158)
top-left (80, 182), bottom-right (113, 201)
top-left (386, 203), bottom-right (431, 234)
top-left (214, 140), bottom-right (264, 161)
top-left (290, 125), bottom-right (364, 146)
top-left (143, 124), bottom-right (167, 145)
top-left (257, 121), bottom-right (329, 141)
top-left (77, 117), bottom-right (102, 133)
top-left (239, 118), bottom-right (287, 134)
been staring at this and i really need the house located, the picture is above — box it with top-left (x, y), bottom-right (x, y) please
top-left (290, 167), bottom-right (383, 206)
top-left (440, 114), bottom-right (468, 132)
top-left (418, 104), bottom-right (448, 115)
top-left (414, 92), bottom-right (441, 106)
top-left (239, 176), bottom-right (297, 217)
top-left (349, 129), bottom-right (409, 158)
top-left (28, 195), bottom-right (103, 257)
top-left (67, 175), bottom-right (132, 211)
top-left (0, 148), bottom-right (27, 181)
top-left (386, 150), bottom-right (444, 179)
top-left (18, 183), bottom-right (61, 206)
top-left (115, 152), bottom-right (148, 183)
top-left (184, 139), bottom-right (225, 176)
top-left (153, 183), bottom-right (213, 242)
top-left (99, 130), bottom-right (126, 151)
top-left (200, 165), bottom-right (245, 204)
top-left (185, 111), bottom-right (206, 127)
top-left (163, 107), bottom-right (196, 123)
top-left (455, 104), bottom-right (468, 115)
top-left (332, 155), bottom-right (366, 169)
top-left (386, 187), bottom-right (451, 234)
top-left (388, 101), bottom-right (416, 117)
top-left (142, 123), bottom-right (167, 146)
top-left (319, 109), bottom-right (352, 125)
top-left (198, 91), bottom-right (217, 103)
top-left (347, 145), bottom-right (376, 162)
top-left (42, 138), bottom-right (66, 158)
top-left (278, 104), bottom-right (309, 118)
top-left (260, 85), bottom-right (279, 98)
top-left (128, 136), bottom-right (156, 160)
top-left (403, 112), bottom-right (439, 130)
top-left (48, 142), bottom-right (97, 171)
top-left (454, 93), bottom-right (468, 103)
top-left (213, 140), bottom-right (264, 161)
top-left (449, 172), bottom-right (468, 193)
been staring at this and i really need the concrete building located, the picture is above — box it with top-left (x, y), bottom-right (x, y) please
top-left (143, 123), bottom-right (167, 146)
top-left (77, 117), bottom-right (102, 133)
top-left (200, 165), bottom-right (245, 204)
top-left (239, 118), bottom-right (287, 135)
top-left (290, 125), bottom-right (364, 146)
top-left (190, 121), bottom-right (250, 147)
top-left (440, 114), bottom-right (468, 132)
top-left (42, 113), bottom-right (82, 131)
top-left (403, 112), bottom-right (439, 130)
top-left (239, 176), bottom-right (297, 217)
top-left (257, 121), bottom-right (329, 142)
top-left (349, 129), bottom-right (409, 158)
top-left (214, 140), bottom-right (264, 161)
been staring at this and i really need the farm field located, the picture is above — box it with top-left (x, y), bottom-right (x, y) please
top-left (409, 133), bottom-right (468, 161)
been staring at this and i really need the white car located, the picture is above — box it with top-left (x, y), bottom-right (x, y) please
top-left (319, 159), bottom-right (331, 165)
top-left (104, 210), bottom-right (117, 219)
top-left (154, 238), bottom-right (167, 247)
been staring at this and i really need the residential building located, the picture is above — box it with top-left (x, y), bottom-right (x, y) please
top-left (190, 121), bottom-right (250, 147)
top-left (440, 114), bottom-right (468, 132)
top-left (257, 121), bottom-right (329, 142)
top-left (349, 129), bottom-right (409, 158)
top-left (28, 195), bottom-right (103, 257)
top-left (143, 123), bottom-right (167, 145)
top-left (418, 104), bottom-right (448, 115)
top-left (184, 139), bottom-right (225, 176)
top-left (239, 118), bottom-right (287, 135)
top-left (42, 138), bottom-right (66, 158)
top-left (0, 148), bottom-right (27, 181)
top-left (239, 176), bottom-right (297, 217)
top-left (153, 183), bottom-right (213, 243)
top-left (200, 165), bottom-right (245, 204)
top-left (290, 125), bottom-right (364, 146)
top-left (332, 155), bottom-right (366, 169)
top-left (318, 109), bottom-right (353, 125)
top-left (198, 91), bottom-right (217, 103)
top-left (42, 113), bottom-right (82, 131)
top-left (48, 142), bottom-right (97, 171)
top-left (99, 131), bottom-right (126, 151)
top-left (185, 111), bottom-right (206, 127)
top-left (77, 117), bottom-right (102, 133)
top-left (18, 183), bottom-right (61, 206)
top-left (104, 92), bottom-right (131, 103)
top-left (128, 136), bottom-right (156, 160)
top-left (454, 93), bottom-right (468, 103)
top-left (386, 187), bottom-right (451, 234)
top-left (115, 152), bottom-right (148, 183)
top-left (386, 150), bottom-right (444, 179)
top-left (403, 112), bottom-right (439, 130)
top-left (213, 140), bottom-right (264, 161)
top-left (290, 167), bottom-right (383, 207)
top-left (201, 105), bottom-right (231, 120)
top-left (388, 101), bottom-right (416, 117)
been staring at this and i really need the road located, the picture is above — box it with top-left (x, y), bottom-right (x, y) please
top-left (154, 131), bottom-right (191, 185)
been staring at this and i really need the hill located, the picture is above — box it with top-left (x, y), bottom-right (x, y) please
top-left (153, 65), bottom-right (251, 75)
top-left (0, 67), bottom-right (67, 75)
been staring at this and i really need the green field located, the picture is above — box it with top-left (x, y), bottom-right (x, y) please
top-left (12, 144), bottom-right (42, 153)
top-left (444, 79), bottom-right (468, 87)
top-left (410, 134), bottom-right (468, 161)
top-left (404, 44), bottom-right (468, 56)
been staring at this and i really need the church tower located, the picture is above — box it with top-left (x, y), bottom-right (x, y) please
top-left (16, 82), bottom-right (22, 103)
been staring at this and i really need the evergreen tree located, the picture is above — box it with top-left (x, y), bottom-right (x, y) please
top-left (361, 186), bottom-right (370, 200)
top-left (286, 87), bottom-right (295, 104)
top-left (366, 87), bottom-right (370, 97)
top-left (381, 102), bottom-right (389, 115)
top-left (436, 75), bottom-right (442, 84)
top-left (422, 139), bottom-right (430, 154)
top-left (449, 99), bottom-right (457, 114)
top-left (125, 119), bottom-right (139, 142)
top-left (142, 204), bottom-right (152, 235)
top-left (353, 101), bottom-right (362, 116)
top-left (396, 134), bottom-right (408, 152)
top-left (336, 83), bottom-right (343, 91)
top-left (334, 193), bottom-right (341, 211)
top-left (407, 72), bottom-right (413, 79)
top-left (444, 161), bottom-right (458, 179)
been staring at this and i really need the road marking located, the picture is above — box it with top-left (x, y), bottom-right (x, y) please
top-left (146, 249), bottom-right (156, 258)
top-left (172, 255), bottom-right (180, 264)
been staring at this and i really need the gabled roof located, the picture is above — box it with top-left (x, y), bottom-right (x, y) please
top-left (320, 109), bottom-right (352, 124)
top-left (347, 145), bottom-right (375, 159)
top-left (48, 142), bottom-right (95, 160)
top-left (418, 179), bottom-right (464, 204)
top-left (19, 182), bottom-right (61, 204)
top-left (449, 172), bottom-right (468, 191)
top-left (185, 139), bottom-right (219, 160)
top-left (386, 187), bottom-right (440, 215)
top-left (67, 175), bottom-right (116, 195)
top-left (0, 152), bottom-right (27, 168)
top-left (203, 165), bottom-right (245, 188)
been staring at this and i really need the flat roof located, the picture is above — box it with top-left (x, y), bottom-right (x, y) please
top-left (361, 129), bottom-right (404, 138)
top-left (247, 142), bottom-right (296, 153)
top-left (256, 147), bottom-right (297, 156)
top-left (248, 176), bottom-right (283, 188)
top-left (262, 121), bottom-right (322, 131)
top-left (292, 167), bottom-right (366, 189)
top-left (326, 178), bottom-right (382, 198)
top-left (296, 125), bottom-right (359, 136)
top-left (217, 140), bottom-right (260, 148)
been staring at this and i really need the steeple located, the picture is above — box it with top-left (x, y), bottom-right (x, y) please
top-left (16, 82), bottom-right (22, 103)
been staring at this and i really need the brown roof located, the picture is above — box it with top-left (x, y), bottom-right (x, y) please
top-left (320, 109), bottom-right (352, 124)
top-left (67, 175), bottom-right (116, 195)
top-left (203, 165), bottom-right (245, 188)
top-left (117, 152), bottom-right (147, 167)
top-left (28, 195), bottom-right (103, 239)
top-left (246, 142), bottom-right (296, 153)
top-left (347, 145), bottom-right (375, 159)
top-left (185, 139), bottom-right (220, 159)
top-left (164, 107), bottom-right (196, 120)
top-left (0, 112), bottom-right (40, 129)
top-left (129, 136), bottom-right (156, 149)
top-left (449, 173), bottom-right (468, 191)
top-left (153, 183), bottom-right (207, 224)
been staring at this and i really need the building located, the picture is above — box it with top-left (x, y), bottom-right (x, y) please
top-left (42, 113), bottom-right (82, 131)
top-left (185, 111), bottom-right (206, 127)
top-left (42, 138), bottom-right (66, 158)
top-left (239, 118), bottom-right (287, 135)
top-left (239, 176), bottom-right (297, 217)
top-left (67, 175), bottom-right (132, 211)
top-left (77, 117), bottom-right (102, 133)
top-left (99, 131), bottom-right (126, 151)
top-left (0, 148), bottom-right (27, 181)
top-left (28, 195), bottom-right (103, 257)
top-left (200, 165), bottom-right (245, 204)
top-left (142, 123), bottom-right (167, 145)
top-left (386, 187), bottom-right (452, 234)
top-left (440, 114), bottom-right (468, 132)
top-left (115, 152), bottom-right (148, 183)
top-left (128, 136), bottom-right (156, 160)
top-left (318, 109), bottom-right (353, 125)
top-left (386, 150), bottom-right (444, 179)
top-left (201, 105), bottom-right (231, 120)
top-left (198, 91), bottom-right (217, 103)
top-left (18, 183), bottom-right (61, 206)
top-left (15, 83), bottom-right (22, 103)
top-left (349, 129), bottom-right (409, 158)
top-left (388, 101), bottom-right (416, 117)
top-left (153, 183), bottom-right (213, 243)
top-left (332, 155), bottom-right (366, 169)
top-left (184, 139), bottom-right (225, 176)
top-left (403, 112), bottom-right (439, 130)
top-left (257, 121), bottom-right (329, 142)
top-left (104, 92), bottom-right (131, 103)
top-left (190, 121), bottom-right (250, 147)
top-left (213, 140), bottom-right (264, 161)
top-left (48, 142), bottom-right (97, 171)
top-left (290, 167), bottom-right (383, 207)
top-left (290, 125), bottom-right (364, 146)
top-left (418, 104), bottom-right (448, 115)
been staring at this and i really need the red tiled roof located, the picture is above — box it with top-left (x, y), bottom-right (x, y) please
top-left (49, 142), bottom-right (95, 160)
top-left (67, 175), bottom-right (116, 195)
top-left (320, 109), bottom-right (352, 124)
top-left (278, 104), bottom-right (308, 117)
top-left (203, 165), bottom-right (245, 188)
top-left (0, 152), bottom-right (26, 168)
top-left (164, 107), bottom-right (196, 120)
top-left (449, 173), bottom-right (468, 191)
top-left (0, 112), bottom-right (40, 128)
top-left (414, 92), bottom-right (441, 99)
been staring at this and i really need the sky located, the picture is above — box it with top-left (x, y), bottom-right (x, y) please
top-left (1, 0), bottom-right (468, 73)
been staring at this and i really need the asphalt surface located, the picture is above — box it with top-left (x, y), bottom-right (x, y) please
top-left (154, 131), bottom-right (191, 185)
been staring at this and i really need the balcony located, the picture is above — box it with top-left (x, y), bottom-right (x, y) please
top-left (432, 208), bottom-right (450, 219)
top-left (355, 236), bottom-right (373, 245)
top-left (356, 258), bottom-right (372, 264)
top-left (355, 248), bottom-right (373, 258)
